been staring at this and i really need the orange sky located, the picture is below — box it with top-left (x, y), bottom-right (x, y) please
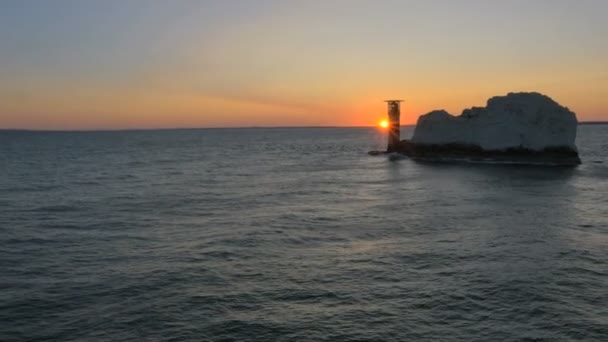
top-left (1, 1), bottom-right (607, 129)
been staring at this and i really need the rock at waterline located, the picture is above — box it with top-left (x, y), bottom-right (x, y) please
top-left (389, 92), bottom-right (581, 165)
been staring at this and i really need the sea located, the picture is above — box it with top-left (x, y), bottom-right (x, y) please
top-left (1, 125), bottom-right (607, 342)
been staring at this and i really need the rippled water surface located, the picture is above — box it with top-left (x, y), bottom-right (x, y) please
top-left (1, 126), bottom-right (607, 341)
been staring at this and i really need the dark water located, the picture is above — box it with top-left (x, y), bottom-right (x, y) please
top-left (1, 126), bottom-right (607, 341)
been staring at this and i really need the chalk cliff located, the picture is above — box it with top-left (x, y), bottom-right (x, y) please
top-left (384, 92), bottom-right (582, 165)
top-left (411, 92), bottom-right (578, 151)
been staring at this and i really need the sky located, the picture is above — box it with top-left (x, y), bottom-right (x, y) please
top-left (0, 0), bottom-right (607, 129)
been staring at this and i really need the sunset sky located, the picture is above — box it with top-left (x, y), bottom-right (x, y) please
top-left (1, 0), bottom-right (607, 129)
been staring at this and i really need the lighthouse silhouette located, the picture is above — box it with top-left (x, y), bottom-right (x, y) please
top-left (385, 100), bottom-right (403, 152)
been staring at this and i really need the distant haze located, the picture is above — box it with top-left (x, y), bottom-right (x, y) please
top-left (1, 0), bottom-right (607, 129)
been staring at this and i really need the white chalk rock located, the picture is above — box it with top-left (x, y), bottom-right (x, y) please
top-left (411, 92), bottom-right (578, 151)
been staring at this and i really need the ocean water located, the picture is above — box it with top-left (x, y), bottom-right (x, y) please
top-left (1, 125), bottom-right (607, 342)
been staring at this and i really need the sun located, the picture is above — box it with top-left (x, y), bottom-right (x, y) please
top-left (379, 120), bottom-right (389, 128)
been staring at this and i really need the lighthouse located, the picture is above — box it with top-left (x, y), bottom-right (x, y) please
top-left (385, 100), bottom-right (403, 152)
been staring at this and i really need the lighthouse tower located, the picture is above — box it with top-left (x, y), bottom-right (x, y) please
top-left (385, 100), bottom-right (403, 152)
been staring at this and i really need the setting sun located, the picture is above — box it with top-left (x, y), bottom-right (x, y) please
top-left (379, 120), bottom-right (389, 128)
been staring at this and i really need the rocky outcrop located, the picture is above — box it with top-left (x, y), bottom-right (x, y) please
top-left (412, 92), bottom-right (578, 150)
top-left (400, 92), bottom-right (581, 165)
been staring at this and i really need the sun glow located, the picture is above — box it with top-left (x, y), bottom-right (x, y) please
top-left (379, 120), bottom-right (389, 128)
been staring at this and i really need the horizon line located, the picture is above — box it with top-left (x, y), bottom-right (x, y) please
top-left (0, 125), bottom-right (411, 132)
top-left (0, 121), bottom-right (606, 132)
